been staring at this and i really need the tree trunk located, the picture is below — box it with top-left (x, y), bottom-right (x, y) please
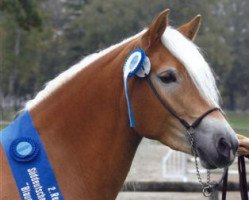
top-left (243, 91), bottom-right (249, 110)
top-left (228, 90), bottom-right (236, 110)
top-left (8, 27), bottom-right (20, 107)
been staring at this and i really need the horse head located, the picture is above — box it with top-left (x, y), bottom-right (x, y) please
top-left (130, 9), bottom-right (238, 169)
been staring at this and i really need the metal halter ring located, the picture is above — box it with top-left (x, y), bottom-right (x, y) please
top-left (202, 185), bottom-right (212, 197)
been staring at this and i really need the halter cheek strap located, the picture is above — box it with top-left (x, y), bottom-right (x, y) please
top-left (145, 77), bottom-right (221, 130)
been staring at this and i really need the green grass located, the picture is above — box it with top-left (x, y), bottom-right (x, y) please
top-left (0, 108), bottom-right (17, 130)
top-left (0, 122), bottom-right (10, 130)
top-left (226, 111), bottom-right (249, 136)
top-left (0, 124), bottom-right (6, 130)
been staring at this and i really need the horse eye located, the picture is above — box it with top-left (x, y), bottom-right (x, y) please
top-left (159, 70), bottom-right (177, 84)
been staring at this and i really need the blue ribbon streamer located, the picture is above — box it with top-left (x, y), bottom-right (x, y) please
top-left (0, 111), bottom-right (64, 200)
top-left (123, 48), bottom-right (146, 128)
top-left (123, 72), bottom-right (136, 127)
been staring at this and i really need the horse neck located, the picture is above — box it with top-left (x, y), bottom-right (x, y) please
top-left (30, 41), bottom-right (142, 200)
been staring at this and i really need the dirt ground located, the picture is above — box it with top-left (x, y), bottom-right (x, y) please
top-left (116, 192), bottom-right (242, 200)
top-left (116, 138), bottom-right (249, 200)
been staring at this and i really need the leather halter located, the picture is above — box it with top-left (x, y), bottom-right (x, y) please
top-left (145, 76), bottom-right (249, 200)
top-left (145, 76), bottom-right (221, 130)
top-left (144, 76), bottom-right (229, 198)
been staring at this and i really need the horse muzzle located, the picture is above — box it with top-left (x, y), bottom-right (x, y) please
top-left (194, 118), bottom-right (238, 169)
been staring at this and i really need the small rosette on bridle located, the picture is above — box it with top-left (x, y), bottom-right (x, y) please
top-left (123, 48), bottom-right (151, 127)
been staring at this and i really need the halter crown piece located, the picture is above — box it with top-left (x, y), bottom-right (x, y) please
top-left (123, 48), bottom-right (151, 127)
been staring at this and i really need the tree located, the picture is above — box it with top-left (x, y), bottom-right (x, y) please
top-left (0, 0), bottom-right (43, 30)
top-left (221, 0), bottom-right (249, 110)
top-left (0, 0), bottom-right (51, 107)
top-left (1, 0), bottom-right (248, 110)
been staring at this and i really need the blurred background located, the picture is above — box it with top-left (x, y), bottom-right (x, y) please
top-left (0, 0), bottom-right (248, 199)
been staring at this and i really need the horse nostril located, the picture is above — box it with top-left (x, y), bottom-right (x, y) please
top-left (217, 138), bottom-right (231, 159)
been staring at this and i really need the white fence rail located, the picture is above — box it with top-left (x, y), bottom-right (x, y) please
top-left (162, 150), bottom-right (245, 181)
top-left (162, 149), bottom-right (188, 182)
top-left (0, 121), bottom-right (10, 128)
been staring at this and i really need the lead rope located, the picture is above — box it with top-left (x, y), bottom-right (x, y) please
top-left (238, 156), bottom-right (249, 200)
top-left (221, 166), bottom-right (228, 200)
top-left (222, 156), bottom-right (249, 200)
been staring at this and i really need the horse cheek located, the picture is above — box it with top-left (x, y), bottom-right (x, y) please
top-left (131, 80), bottom-right (167, 139)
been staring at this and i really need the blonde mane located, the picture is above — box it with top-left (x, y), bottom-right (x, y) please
top-left (162, 27), bottom-right (220, 107)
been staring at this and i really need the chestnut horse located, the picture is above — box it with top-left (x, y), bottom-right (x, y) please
top-left (1, 10), bottom-right (238, 200)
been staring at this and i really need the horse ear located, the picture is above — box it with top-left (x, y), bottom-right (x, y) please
top-left (178, 15), bottom-right (201, 41)
top-left (142, 9), bottom-right (169, 49)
